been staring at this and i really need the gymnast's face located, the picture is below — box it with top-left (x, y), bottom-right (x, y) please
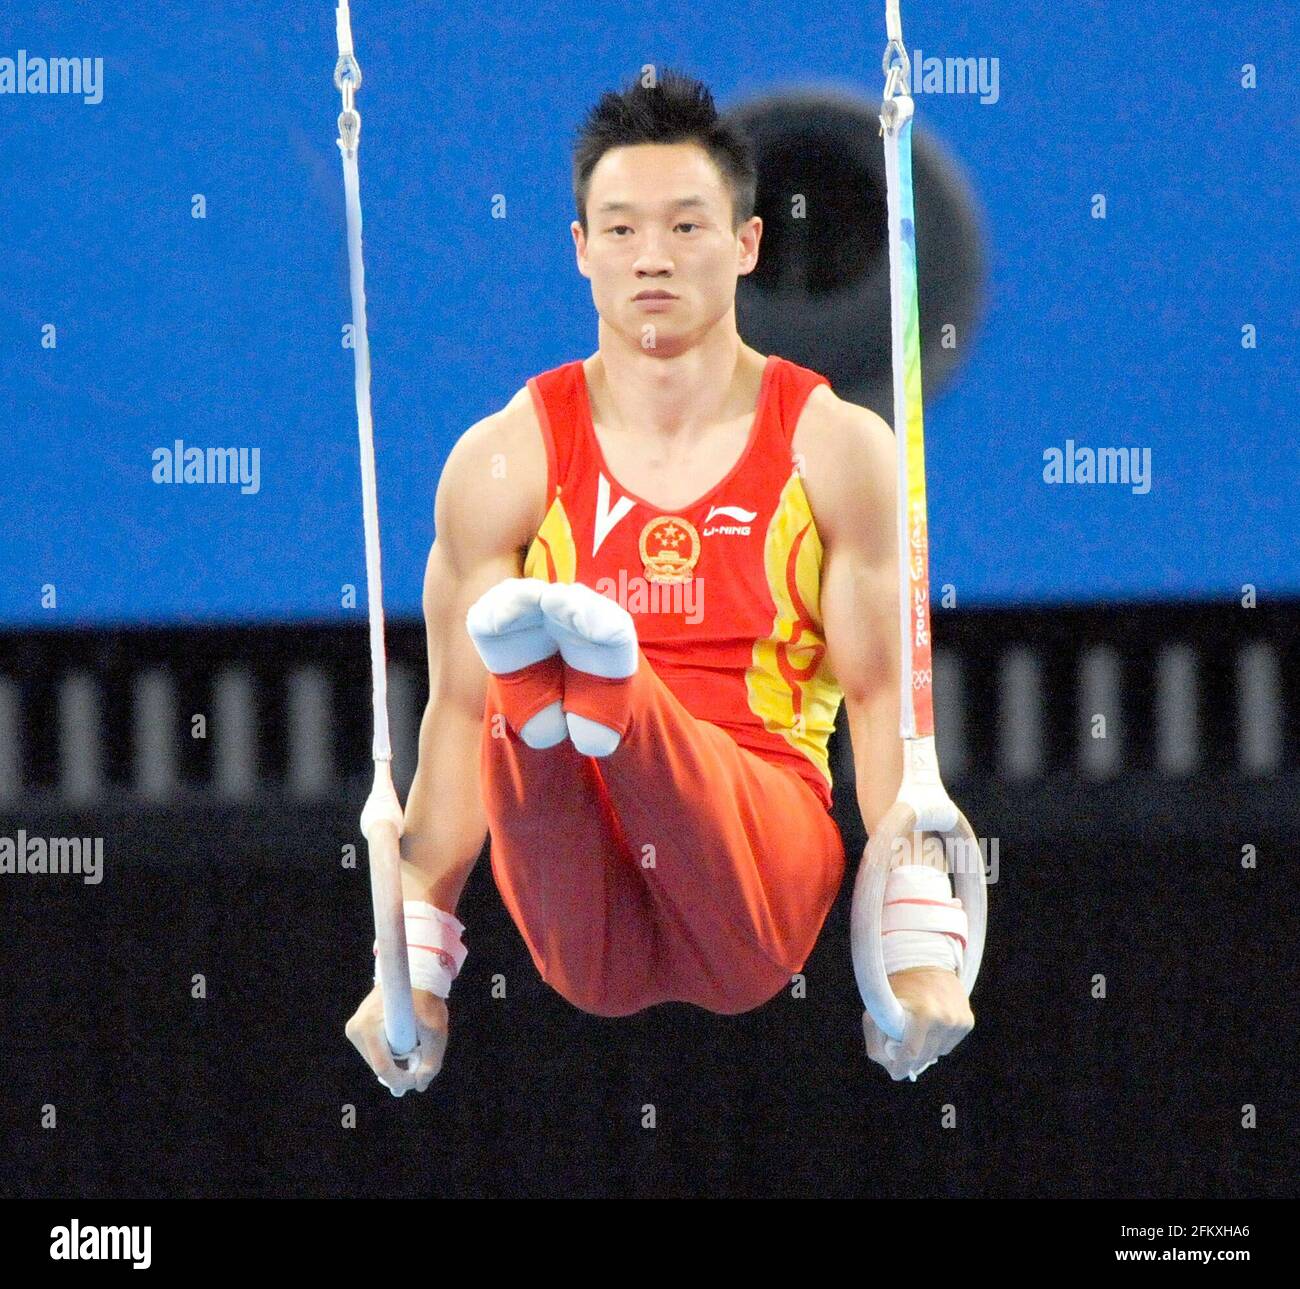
top-left (572, 142), bottom-right (761, 354)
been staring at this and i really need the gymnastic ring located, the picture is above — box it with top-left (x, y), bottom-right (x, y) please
top-left (849, 798), bottom-right (987, 1043)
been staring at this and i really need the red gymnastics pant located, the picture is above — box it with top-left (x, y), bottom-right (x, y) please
top-left (479, 649), bottom-right (846, 1016)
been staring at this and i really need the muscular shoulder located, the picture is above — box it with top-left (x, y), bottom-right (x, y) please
top-left (791, 384), bottom-right (896, 557)
top-left (434, 384), bottom-right (549, 575)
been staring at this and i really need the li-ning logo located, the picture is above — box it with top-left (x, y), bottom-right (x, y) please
top-left (50, 1220), bottom-right (151, 1269)
top-left (701, 503), bottom-right (756, 537)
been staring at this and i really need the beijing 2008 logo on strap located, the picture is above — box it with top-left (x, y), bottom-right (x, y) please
top-left (639, 516), bottom-right (700, 584)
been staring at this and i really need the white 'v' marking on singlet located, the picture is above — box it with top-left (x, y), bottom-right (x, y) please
top-left (593, 472), bottom-right (635, 557)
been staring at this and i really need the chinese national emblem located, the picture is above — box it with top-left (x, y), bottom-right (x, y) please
top-left (639, 515), bottom-right (700, 584)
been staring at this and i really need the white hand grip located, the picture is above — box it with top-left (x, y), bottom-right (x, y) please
top-left (850, 799), bottom-right (987, 1043)
top-left (363, 763), bottom-right (417, 1061)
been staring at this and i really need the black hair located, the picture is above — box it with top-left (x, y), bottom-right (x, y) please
top-left (572, 68), bottom-right (757, 236)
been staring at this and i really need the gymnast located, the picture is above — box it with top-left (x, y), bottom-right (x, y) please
top-left (346, 69), bottom-right (974, 1091)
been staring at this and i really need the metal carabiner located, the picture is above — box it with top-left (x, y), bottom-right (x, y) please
top-left (334, 51), bottom-right (362, 151)
top-left (334, 51), bottom-right (362, 95)
top-left (879, 37), bottom-right (911, 135)
top-left (881, 36), bottom-right (910, 93)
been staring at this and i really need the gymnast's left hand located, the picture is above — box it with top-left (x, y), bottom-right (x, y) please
top-left (346, 983), bottom-right (449, 1096)
top-left (862, 967), bottom-right (975, 1082)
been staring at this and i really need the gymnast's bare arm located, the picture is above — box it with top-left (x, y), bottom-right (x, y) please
top-left (797, 387), bottom-right (975, 1080)
top-left (401, 390), bottom-right (547, 908)
top-left (795, 386), bottom-right (904, 837)
top-left (345, 388), bottom-right (546, 1095)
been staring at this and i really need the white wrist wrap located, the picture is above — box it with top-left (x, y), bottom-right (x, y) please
top-left (881, 865), bottom-right (968, 976)
top-left (373, 901), bottom-right (467, 999)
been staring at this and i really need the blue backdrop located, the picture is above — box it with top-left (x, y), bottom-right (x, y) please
top-left (2, 0), bottom-right (1295, 626)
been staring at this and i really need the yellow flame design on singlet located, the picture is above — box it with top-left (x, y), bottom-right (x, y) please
top-left (746, 471), bottom-right (842, 787)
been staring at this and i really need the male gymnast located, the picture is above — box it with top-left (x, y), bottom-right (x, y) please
top-left (346, 69), bottom-right (975, 1091)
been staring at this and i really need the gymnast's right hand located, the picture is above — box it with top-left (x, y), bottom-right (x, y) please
top-left (345, 984), bottom-right (449, 1096)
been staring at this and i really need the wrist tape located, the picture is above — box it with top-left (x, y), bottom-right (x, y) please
top-left (881, 865), bottom-right (968, 976)
top-left (373, 900), bottom-right (467, 999)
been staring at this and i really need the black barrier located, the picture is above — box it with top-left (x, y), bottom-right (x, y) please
top-left (0, 779), bottom-right (1294, 1198)
top-left (0, 600), bottom-right (1296, 1197)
